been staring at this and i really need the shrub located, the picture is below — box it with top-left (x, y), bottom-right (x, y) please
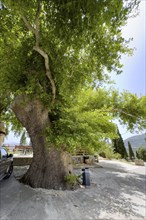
top-left (64, 174), bottom-right (79, 189)
top-left (99, 148), bottom-right (115, 160)
top-left (113, 153), bottom-right (121, 160)
top-left (104, 149), bottom-right (114, 160)
top-left (136, 147), bottom-right (146, 162)
top-left (99, 151), bottom-right (106, 158)
top-left (99, 149), bottom-right (121, 160)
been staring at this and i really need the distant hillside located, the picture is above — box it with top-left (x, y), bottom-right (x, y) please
top-left (124, 134), bottom-right (146, 152)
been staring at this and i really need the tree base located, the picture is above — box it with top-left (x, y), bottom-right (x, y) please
top-left (20, 148), bottom-right (73, 190)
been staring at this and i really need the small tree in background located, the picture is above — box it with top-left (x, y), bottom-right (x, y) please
top-left (128, 141), bottom-right (135, 161)
top-left (112, 127), bottom-right (128, 159)
top-left (136, 150), bottom-right (140, 159)
top-left (20, 131), bottom-right (27, 146)
top-left (136, 147), bottom-right (146, 162)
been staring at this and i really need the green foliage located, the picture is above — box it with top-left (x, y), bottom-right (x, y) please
top-left (113, 153), bottom-right (121, 160)
top-left (45, 88), bottom-right (119, 153)
top-left (136, 150), bottom-right (140, 159)
top-left (136, 147), bottom-right (146, 162)
top-left (113, 93), bottom-right (146, 131)
top-left (99, 151), bottom-right (106, 158)
top-left (104, 148), bottom-right (115, 160)
top-left (66, 88), bottom-right (146, 132)
top-left (112, 127), bottom-right (128, 159)
top-left (99, 144), bottom-right (113, 159)
top-left (64, 173), bottom-right (79, 188)
top-left (0, 0), bottom-right (145, 155)
top-left (99, 146), bottom-right (121, 160)
top-left (0, 0), bottom-right (140, 101)
top-left (128, 141), bottom-right (135, 160)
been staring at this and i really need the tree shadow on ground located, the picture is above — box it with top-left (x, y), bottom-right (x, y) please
top-left (0, 165), bottom-right (145, 220)
top-left (71, 166), bottom-right (146, 219)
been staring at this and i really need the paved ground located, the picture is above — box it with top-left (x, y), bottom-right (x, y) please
top-left (0, 160), bottom-right (145, 220)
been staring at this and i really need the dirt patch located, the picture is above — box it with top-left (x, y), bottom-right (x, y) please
top-left (13, 166), bottom-right (29, 179)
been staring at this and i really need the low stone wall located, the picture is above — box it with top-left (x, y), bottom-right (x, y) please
top-left (72, 156), bottom-right (83, 164)
top-left (72, 155), bottom-right (95, 165)
top-left (134, 159), bottom-right (144, 166)
top-left (13, 157), bottom-right (32, 166)
top-left (14, 155), bottom-right (96, 166)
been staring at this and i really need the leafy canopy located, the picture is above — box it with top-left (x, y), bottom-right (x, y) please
top-left (0, 0), bottom-right (139, 100)
top-left (1, 0), bottom-right (145, 153)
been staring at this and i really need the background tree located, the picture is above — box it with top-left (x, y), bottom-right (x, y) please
top-left (112, 127), bottom-right (128, 159)
top-left (20, 131), bottom-right (27, 146)
top-left (0, 0), bottom-right (143, 189)
top-left (128, 141), bottom-right (135, 161)
top-left (136, 150), bottom-right (140, 159)
top-left (136, 147), bottom-right (146, 162)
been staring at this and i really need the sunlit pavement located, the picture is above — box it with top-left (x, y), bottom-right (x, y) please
top-left (0, 160), bottom-right (145, 220)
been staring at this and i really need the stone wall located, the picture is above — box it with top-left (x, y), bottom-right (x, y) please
top-left (13, 155), bottom-right (97, 166)
top-left (72, 155), bottom-right (95, 165)
top-left (134, 159), bottom-right (144, 166)
top-left (14, 155), bottom-right (96, 166)
top-left (72, 156), bottom-right (83, 164)
top-left (13, 157), bottom-right (32, 166)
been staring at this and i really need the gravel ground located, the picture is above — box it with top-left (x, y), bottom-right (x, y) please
top-left (0, 159), bottom-right (145, 220)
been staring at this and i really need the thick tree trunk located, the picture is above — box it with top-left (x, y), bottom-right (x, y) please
top-left (12, 95), bottom-right (73, 189)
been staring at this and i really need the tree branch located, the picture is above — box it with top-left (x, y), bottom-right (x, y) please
top-left (20, 2), bottom-right (56, 106)
top-left (33, 46), bottom-right (56, 105)
top-left (96, 107), bottom-right (142, 119)
top-left (34, 0), bottom-right (41, 46)
top-left (34, 0), bottom-right (41, 28)
top-left (21, 15), bottom-right (36, 34)
top-left (21, 0), bottom-right (41, 46)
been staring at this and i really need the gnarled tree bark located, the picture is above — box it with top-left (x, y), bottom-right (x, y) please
top-left (12, 95), bottom-right (73, 189)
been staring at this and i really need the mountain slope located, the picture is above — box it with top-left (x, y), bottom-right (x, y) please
top-left (124, 134), bottom-right (146, 152)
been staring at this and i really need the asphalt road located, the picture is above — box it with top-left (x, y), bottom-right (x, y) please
top-left (0, 160), bottom-right (145, 220)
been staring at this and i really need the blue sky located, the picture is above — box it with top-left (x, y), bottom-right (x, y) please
top-left (112, 0), bottom-right (145, 96)
top-left (4, 1), bottom-right (146, 144)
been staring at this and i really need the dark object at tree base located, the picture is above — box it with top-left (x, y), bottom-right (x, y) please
top-left (82, 168), bottom-right (90, 187)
